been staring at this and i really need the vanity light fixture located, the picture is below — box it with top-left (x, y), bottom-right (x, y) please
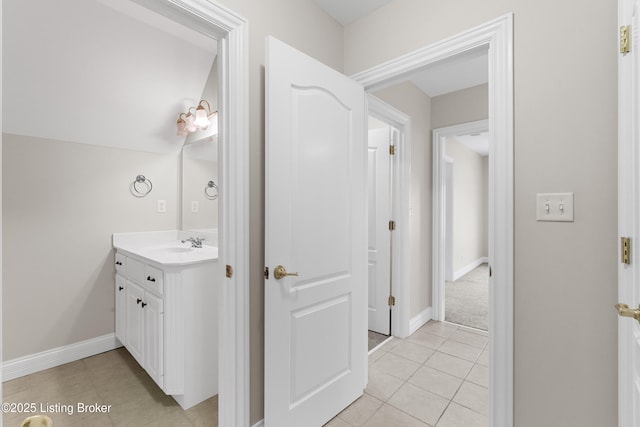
top-left (176, 99), bottom-right (218, 136)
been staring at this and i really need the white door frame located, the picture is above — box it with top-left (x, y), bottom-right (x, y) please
top-left (432, 119), bottom-right (489, 323)
top-left (368, 95), bottom-right (412, 338)
top-left (352, 14), bottom-right (514, 427)
top-left (129, 1), bottom-right (250, 425)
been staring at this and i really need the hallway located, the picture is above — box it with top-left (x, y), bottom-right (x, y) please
top-left (327, 321), bottom-right (488, 426)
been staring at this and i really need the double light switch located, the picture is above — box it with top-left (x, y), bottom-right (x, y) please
top-left (536, 193), bottom-right (574, 222)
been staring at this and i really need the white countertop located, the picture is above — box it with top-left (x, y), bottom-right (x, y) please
top-left (113, 231), bottom-right (218, 266)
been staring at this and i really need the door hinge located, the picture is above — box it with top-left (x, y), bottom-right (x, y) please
top-left (621, 25), bottom-right (631, 55)
top-left (389, 220), bottom-right (396, 231)
top-left (389, 145), bottom-right (396, 155)
top-left (226, 264), bottom-right (234, 278)
top-left (264, 266), bottom-right (269, 280)
top-left (388, 295), bottom-right (396, 306)
top-left (621, 237), bottom-right (631, 265)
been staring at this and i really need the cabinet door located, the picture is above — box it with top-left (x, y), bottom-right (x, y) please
top-left (115, 275), bottom-right (126, 344)
top-left (125, 281), bottom-right (145, 366)
top-left (144, 292), bottom-right (164, 389)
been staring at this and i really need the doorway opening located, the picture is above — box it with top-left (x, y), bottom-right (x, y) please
top-left (434, 120), bottom-right (490, 332)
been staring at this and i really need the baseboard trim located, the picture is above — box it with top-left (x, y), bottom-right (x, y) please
top-left (251, 420), bottom-right (264, 427)
top-left (3, 333), bottom-right (122, 382)
top-left (453, 257), bottom-right (488, 281)
top-left (409, 307), bottom-right (433, 336)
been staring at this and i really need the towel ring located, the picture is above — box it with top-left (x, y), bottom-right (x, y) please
top-left (205, 180), bottom-right (218, 200)
top-left (132, 175), bottom-right (153, 198)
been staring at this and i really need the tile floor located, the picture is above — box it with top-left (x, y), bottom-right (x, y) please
top-left (326, 320), bottom-right (489, 427)
top-left (2, 320), bottom-right (486, 427)
top-left (2, 347), bottom-right (217, 427)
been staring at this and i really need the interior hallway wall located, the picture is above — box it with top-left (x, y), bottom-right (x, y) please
top-left (2, 134), bottom-right (179, 360)
top-left (445, 138), bottom-right (488, 273)
top-left (373, 82), bottom-right (432, 318)
top-left (218, 0), bottom-right (344, 422)
top-left (345, 1), bottom-right (618, 426)
top-left (431, 83), bottom-right (488, 129)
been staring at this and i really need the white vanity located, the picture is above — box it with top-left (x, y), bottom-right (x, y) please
top-left (113, 230), bottom-right (218, 410)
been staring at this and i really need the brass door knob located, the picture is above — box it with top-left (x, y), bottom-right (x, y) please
top-left (273, 265), bottom-right (299, 280)
top-left (615, 303), bottom-right (640, 323)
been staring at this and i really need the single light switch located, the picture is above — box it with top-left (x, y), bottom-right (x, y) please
top-left (191, 201), bottom-right (199, 213)
top-left (536, 193), bottom-right (574, 222)
top-left (157, 200), bottom-right (167, 213)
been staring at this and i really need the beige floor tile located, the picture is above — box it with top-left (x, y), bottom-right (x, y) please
top-left (325, 415), bottom-right (353, 426)
top-left (368, 347), bottom-right (387, 364)
top-left (453, 381), bottom-right (488, 416)
top-left (435, 402), bottom-right (488, 427)
top-left (388, 383), bottom-right (449, 426)
top-left (184, 395), bottom-right (218, 427)
top-left (3, 376), bottom-right (29, 398)
top-left (366, 367), bottom-right (405, 402)
top-left (337, 393), bottom-right (383, 426)
top-left (406, 331), bottom-right (446, 350)
top-left (408, 366), bottom-right (463, 400)
top-left (419, 321), bottom-right (458, 338)
top-left (372, 352), bottom-right (420, 381)
top-left (363, 404), bottom-right (432, 427)
top-left (476, 349), bottom-right (489, 367)
top-left (424, 352), bottom-right (473, 379)
top-left (448, 330), bottom-right (488, 349)
top-left (466, 364), bottom-right (489, 388)
top-left (438, 340), bottom-right (482, 362)
top-left (389, 340), bottom-right (435, 364)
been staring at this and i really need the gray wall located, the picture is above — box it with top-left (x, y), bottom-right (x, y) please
top-left (345, 1), bottom-right (618, 426)
top-left (2, 133), bottom-right (179, 360)
top-left (446, 138), bottom-right (488, 272)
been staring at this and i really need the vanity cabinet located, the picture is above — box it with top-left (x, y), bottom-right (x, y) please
top-left (113, 248), bottom-right (218, 410)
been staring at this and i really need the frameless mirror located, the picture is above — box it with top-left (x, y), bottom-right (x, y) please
top-left (181, 138), bottom-right (218, 233)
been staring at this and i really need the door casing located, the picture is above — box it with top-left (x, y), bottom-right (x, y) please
top-left (352, 14), bottom-right (514, 427)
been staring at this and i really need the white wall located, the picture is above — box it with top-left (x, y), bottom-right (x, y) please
top-left (373, 82), bottom-right (432, 317)
top-left (2, 133), bottom-right (179, 360)
top-left (182, 156), bottom-right (218, 231)
top-left (345, 1), bottom-right (618, 425)
top-left (432, 84), bottom-right (488, 129)
top-left (446, 138), bottom-right (488, 273)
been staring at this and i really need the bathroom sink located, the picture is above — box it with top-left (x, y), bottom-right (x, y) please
top-left (161, 247), bottom-right (193, 253)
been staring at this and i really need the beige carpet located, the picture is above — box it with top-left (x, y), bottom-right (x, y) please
top-left (445, 263), bottom-right (489, 330)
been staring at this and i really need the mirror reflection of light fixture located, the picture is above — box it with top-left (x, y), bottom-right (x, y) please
top-left (176, 99), bottom-right (218, 136)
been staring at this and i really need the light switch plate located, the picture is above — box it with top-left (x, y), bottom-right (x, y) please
top-left (536, 192), bottom-right (574, 222)
top-left (191, 201), bottom-right (199, 213)
top-left (157, 199), bottom-right (167, 213)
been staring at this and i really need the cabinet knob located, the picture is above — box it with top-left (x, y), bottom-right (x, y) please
top-left (147, 276), bottom-right (156, 282)
top-left (137, 298), bottom-right (142, 304)
top-left (118, 286), bottom-right (124, 291)
top-left (141, 302), bottom-right (147, 308)
top-left (116, 261), bottom-right (122, 266)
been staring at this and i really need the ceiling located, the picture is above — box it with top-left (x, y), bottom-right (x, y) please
top-left (3, 0), bottom-right (217, 154)
top-left (455, 131), bottom-right (489, 156)
top-left (311, 0), bottom-right (393, 25)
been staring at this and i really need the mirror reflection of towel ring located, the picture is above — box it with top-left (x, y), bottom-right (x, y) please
top-left (205, 180), bottom-right (218, 200)
top-left (132, 175), bottom-right (153, 198)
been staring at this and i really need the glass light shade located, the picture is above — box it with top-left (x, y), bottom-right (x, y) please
top-left (194, 105), bottom-right (210, 128)
top-left (185, 112), bottom-right (197, 132)
top-left (176, 118), bottom-right (188, 136)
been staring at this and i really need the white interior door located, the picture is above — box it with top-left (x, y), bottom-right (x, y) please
top-left (618, 0), bottom-right (640, 425)
top-left (265, 36), bottom-right (367, 427)
top-left (368, 127), bottom-right (392, 335)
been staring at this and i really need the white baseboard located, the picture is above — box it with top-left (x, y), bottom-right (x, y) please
top-left (3, 333), bottom-right (122, 382)
top-left (252, 420), bottom-right (264, 427)
top-left (453, 257), bottom-right (489, 281)
top-left (409, 307), bottom-right (433, 335)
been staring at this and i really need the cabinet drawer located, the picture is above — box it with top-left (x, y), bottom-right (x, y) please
top-left (144, 265), bottom-right (164, 295)
top-left (127, 258), bottom-right (145, 283)
top-left (115, 253), bottom-right (126, 272)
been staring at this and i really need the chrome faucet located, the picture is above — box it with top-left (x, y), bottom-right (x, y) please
top-left (182, 237), bottom-right (205, 248)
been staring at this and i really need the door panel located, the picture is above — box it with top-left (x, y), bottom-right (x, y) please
top-left (368, 127), bottom-right (392, 335)
top-left (125, 280), bottom-right (144, 366)
top-left (618, 0), bottom-right (640, 425)
top-left (265, 36), bottom-right (367, 427)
